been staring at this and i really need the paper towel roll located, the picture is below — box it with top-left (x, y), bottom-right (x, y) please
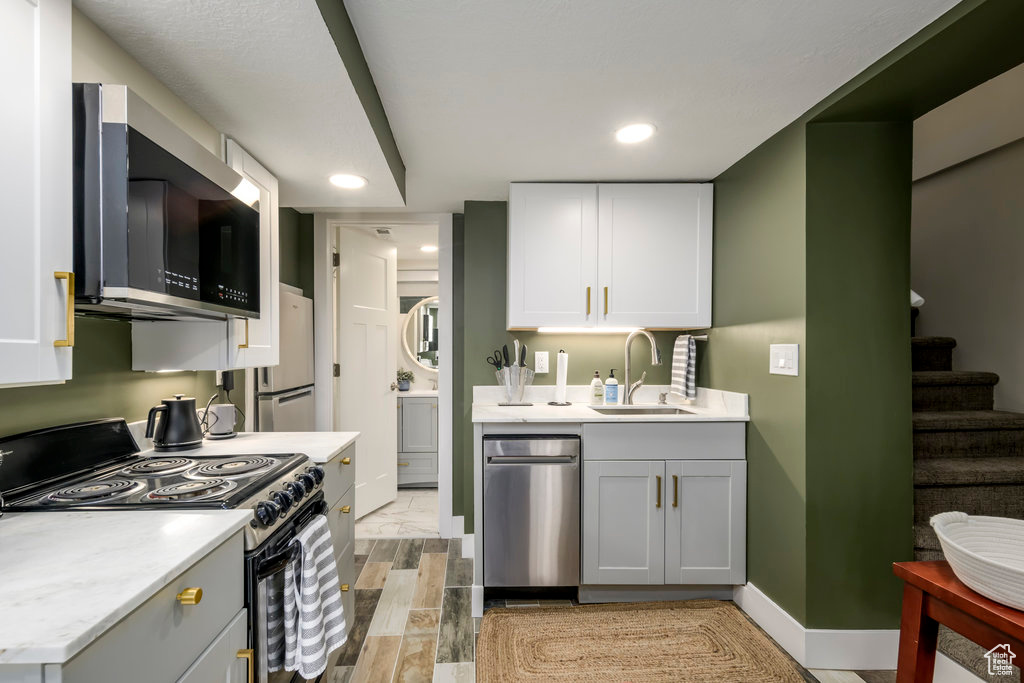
top-left (555, 350), bottom-right (569, 404)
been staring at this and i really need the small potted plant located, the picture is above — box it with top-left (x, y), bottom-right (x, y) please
top-left (396, 368), bottom-right (415, 392)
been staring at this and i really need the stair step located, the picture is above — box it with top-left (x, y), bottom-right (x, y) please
top-left (913, 371), bottom-right (999, 411)
top-left (912, 336), bottom-right (956, 372)
top-left (915, 456), bottom-right (1024, 486)
top-left (914, 410), bottom-right (1024, 458)
top-left (915, 483), bottom-right (1024, 523)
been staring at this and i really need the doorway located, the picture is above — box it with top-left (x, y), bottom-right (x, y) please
top-left (313, 214), bottom-right (454, 539)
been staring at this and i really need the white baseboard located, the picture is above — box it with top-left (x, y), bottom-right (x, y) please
top-left (935, 653), bottom-right (986, 683)
top-left (472, 585), bottom-right (484, 619)
top-left (733, 583), bottom-right (899, 670)
top-left (449, 515), bottom-right (464, 540)
top-left (461, 534), bottom-right (475, 560)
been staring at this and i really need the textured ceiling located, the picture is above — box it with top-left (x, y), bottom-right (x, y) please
top-left (74, 0), bottom-right (404, 208)
top-left (345, 0), bottom-right (962, 212)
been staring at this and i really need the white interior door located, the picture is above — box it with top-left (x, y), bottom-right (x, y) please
top-left (336, 227), bottom-right (398, 517)
top-left (226, 139), bottom-right (279, 369)
top-left (0, 0), bottom-right (73, 387)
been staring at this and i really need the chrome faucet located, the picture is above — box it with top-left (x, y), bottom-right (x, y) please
top-left (624, 329), bottom-right (662, 405)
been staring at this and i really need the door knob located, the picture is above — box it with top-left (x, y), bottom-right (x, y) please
top-left (390, 382), bottom-right (398, 391)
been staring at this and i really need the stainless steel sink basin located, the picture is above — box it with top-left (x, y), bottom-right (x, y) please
top-left (590, 406), bottom-right (694, 416)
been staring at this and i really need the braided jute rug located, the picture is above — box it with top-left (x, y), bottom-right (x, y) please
top-left (476, 600), bottom-right (811, 682)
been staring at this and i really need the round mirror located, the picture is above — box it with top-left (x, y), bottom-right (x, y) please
top-left (402, 296), bottom-right (440, 374)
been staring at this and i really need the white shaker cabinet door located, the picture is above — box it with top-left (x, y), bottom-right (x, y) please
top-left (582, 460), bottom-right (665, 585)
top-left (225, 139), bottom-right (280, 369)
top-left (0, 0), bottom-right (73, 387)
top-left (664, 460), bottom-right (746, 585)
top-left (597, 183), bottom-right (713, 329)
top-left (508, 183), bottom-right (598, 328)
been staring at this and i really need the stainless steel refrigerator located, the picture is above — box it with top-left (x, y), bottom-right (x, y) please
top-left (255, 285), bottom-right (315, 431)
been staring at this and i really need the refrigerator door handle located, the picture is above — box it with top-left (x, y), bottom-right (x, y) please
top-left (276, 389), bottom-right (313, 405)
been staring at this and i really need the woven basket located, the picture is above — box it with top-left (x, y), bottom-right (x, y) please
top-left (931, 511), bottom-right (1024, 610)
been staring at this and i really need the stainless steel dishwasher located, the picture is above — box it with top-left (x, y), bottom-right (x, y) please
top-left (483, 435), bottom-right (580, 587)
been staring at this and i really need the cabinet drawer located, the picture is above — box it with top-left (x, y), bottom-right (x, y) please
top-left (583, 422), bottom-right (744, 461)
top-left (327, 485), bottom-right (355, 568)
top-left (323, 444), bottom-right (355, 506)
top-left (397, 452), bottom-right (436, 474)
top-left (62, 532), bottom-right (243, 683)
top-left (176, 608), bottom-right (248, 683)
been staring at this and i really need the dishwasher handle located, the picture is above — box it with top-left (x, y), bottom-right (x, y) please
top-left (486, 455), bottom-right (577, 465)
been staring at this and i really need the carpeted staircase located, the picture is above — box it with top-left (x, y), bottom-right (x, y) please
top-left (912, 336), bottom-right (1023, 682)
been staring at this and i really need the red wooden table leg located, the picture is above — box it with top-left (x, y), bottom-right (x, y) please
top-left (897, 583), bottom-right (939, 682)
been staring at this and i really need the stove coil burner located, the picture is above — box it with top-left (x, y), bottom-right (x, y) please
top-left (146, 478), bottom-right (236, 502)
top-left (47, 478), bottom-right (145, 504)
top-left (121, 458), bottom-right (197, 477)
top-left (185, 456), bottom-right (278, 480)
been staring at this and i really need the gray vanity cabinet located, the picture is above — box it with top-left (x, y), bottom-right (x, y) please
top-left (397, 397), bottom-right (438, 486)
top-left (582, 460), bottom-right (665, 584)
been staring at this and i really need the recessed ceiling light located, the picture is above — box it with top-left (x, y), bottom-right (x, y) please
top-left (615, 123), bottom-right (655, 144)
top-left (420, 245), bottom-right (439, 253)
top-left (329, 173), bottom-right (367, 189)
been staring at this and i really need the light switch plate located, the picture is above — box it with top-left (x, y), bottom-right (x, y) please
top-left (534, 351), bottom-right (549, 373)
top-left (769, 344), bottom-right (799, 376)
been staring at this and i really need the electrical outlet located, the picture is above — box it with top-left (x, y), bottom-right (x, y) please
top-left (769, 344), bottom-right (799, 376)
top-left (535, 351), bottom-right (549, 373)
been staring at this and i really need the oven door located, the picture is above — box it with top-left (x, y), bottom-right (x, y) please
top-left (249, 494), bottom-right (328, 683)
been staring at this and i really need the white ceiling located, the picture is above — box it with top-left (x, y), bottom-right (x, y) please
top-left (345, 0), bottom-right (961, 212)
top-left (74, 0), bottom-right (405, 208)
top-left (347, 223), bottom-right (440, 264)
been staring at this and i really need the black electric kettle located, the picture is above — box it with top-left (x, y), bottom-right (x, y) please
top-left (146, 394), bottom-right (204, 451)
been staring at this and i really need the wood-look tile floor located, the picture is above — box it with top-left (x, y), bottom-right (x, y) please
top-left (331, 537), bottom-right (475, 682)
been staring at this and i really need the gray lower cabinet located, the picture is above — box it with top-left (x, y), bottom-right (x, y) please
top-left (582, 459), bottom-right (746, 586)
top-left (323, 444), bottom-right (356, 658)
top-left (582, 460), bottom-right (665, 584)
top-left (176, 608), bottom-right (249, 683)
top-left (397, 397), bottom-right (438, 486)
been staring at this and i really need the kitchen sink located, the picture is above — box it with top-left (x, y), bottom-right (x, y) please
top-left (590, 406), bottom-right (694, 416)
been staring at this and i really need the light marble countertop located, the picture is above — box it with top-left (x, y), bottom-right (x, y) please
top-left (136, 430), bottom-right (360, 464)
top-left (472, 385), bottom-right (749, 423)
top-left (0, 509), bottom-right (253, 665)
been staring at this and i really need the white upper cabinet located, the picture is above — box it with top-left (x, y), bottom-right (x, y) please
top-left (598, 184), bottom-right (712, 329)
top-left (507, 182), bottom-right (713, 330)
top-left (508, 183), bottom-right (598, 328)
top-left (132, 140), bottom-right (279, 371)
top-left (0, 0), bottom-right (73, 387)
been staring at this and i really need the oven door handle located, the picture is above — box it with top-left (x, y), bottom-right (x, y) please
top-left (256, 543), bottom-right (299, 580)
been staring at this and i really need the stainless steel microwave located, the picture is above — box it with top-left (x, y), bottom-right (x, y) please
top-left (72, 83), bottom-right (260, 321)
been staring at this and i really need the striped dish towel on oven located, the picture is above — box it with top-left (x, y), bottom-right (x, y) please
top-left (269, 514), bottom-right (347, 678)
top-left (671, 334), bottom-right (697, 400)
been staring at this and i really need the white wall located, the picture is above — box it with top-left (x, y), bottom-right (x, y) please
top-left (71, 8), bottom-right (221, 156)
top-left (912, 63), bottom-right (1024, 412)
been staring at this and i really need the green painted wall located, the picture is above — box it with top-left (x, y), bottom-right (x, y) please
top-left (702, 0), bottom-right (1024, 630)
top-left (0, 318), bottom-right (240, 439)
top-left (804, 122), bottom-right (914, 628)
top-left (280, 208), bottom-right (315, 298)
top-left (699, 122), bottom-right (809, 623)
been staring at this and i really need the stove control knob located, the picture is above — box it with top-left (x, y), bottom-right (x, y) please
top-left (271, 490), bottom-right (293, 511)
top-left (255, 501), bottom-right (280, 526)
top-left (286, 480), bottom-right (306, 500)
top-left (306, 466), bottom-right (325, 485)
top-left (297, 472), bottom-right (317, 491)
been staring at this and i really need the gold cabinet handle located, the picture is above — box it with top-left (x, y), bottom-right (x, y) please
top-left (341, 457), bottom-right (351, 465)
top-left (176, 587), bottom-right (203, 605)
top-left (673, 475), bottom-right (679, 508)
top-left (237, 318), bottom-right (249, 349)
top-left (340, 584), bottom-right (350, 592)
top-left (398, 462), bottom-right (410, 467)
top-left (656, 475), bottom-right (662, 509)
top-left (340, 505), bottom-right (351, 513)
top-left (603, 286), bottom-right (609, 316)
top-left (586, 286), bottom-right (591, 316)
top-left (236, 649), bottom-right (254, 683)
top-left (53, 271), bottom-right (75, 347)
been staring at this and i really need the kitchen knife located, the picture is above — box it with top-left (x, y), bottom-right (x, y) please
top-left (502, 344), bottom-right (511, 367)
top-left (520, 344), bottom-right (527, 367)
top-left (513, 340), bottom-right (520, 367)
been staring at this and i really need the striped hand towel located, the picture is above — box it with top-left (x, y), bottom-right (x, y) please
top-left (269, 514), bottom-right (348, 678)
top-left (671, 335), bottom-right (697, 400)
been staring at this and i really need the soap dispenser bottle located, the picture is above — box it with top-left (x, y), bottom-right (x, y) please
top-left (604, 369), bottom-right (619, 405)
top-left (589, 371), bottom-right (604, 405)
